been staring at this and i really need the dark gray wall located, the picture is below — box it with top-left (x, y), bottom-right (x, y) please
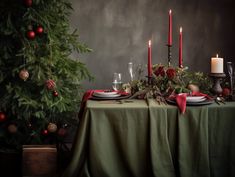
top-left (69, 0), bottom-right (235, 89)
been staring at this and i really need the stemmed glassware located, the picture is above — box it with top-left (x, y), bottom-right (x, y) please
top-left (128, 62), bottom-right (134, 82)
top-left (135, 64), bottom-right (144, 80)
top-left (227, 62), bottom-right (234, 95)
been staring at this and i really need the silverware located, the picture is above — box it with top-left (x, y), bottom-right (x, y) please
top-left (216, 97), bottom-right (226, 105)
top-left (215, 99), bottom-right (220, 105)
top-left (117, 100), bottom-right (134, 104)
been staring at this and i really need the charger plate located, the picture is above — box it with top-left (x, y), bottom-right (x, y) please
top-left (90, 94), bottom-right (131, 100)
top-left (166, 98), bottom-right (214, 106)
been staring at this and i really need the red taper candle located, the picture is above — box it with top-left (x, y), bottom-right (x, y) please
top-left (168, 10), bottom-right (172, 46)
top-left (179, 27), bottom-right (183, 68)
top-left (148, 40), bottom-right (152, 78)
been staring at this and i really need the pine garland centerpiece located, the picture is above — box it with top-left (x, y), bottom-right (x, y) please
top-left (129, 65), bottom-right (213, 103)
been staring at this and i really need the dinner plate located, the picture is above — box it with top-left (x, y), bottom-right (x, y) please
top-left (94, 91), bottom-right (118, 96)
top-left (93, 92), bottom-right (121, 98)
top-left (166, 98), bottom-right (214, 106)
top-left (186, 96), bottom-right (207, 103)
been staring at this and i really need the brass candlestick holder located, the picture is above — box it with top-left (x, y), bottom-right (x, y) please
top-left (210, 73), bottom-right (226, 95)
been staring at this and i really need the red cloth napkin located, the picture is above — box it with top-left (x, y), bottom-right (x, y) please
top-left (175, 93), bottom-right (187, 113)
top-left (78, 90), bottom-right (102, 118)
top-left (169, 91), bottom-right (212, 114)
top-left (190, 91), bottom-right (212, 100)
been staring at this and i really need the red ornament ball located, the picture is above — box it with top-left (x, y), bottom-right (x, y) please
top-left (26, 30), bottom-right (35, 40)
top-left (58, 128), bottom-right (67, 137)
top-left (19, 69), bottom-right (29, 81)
top-left (0, 112), bottom-right (6, 122)
top-left (166, 68), bottom-right (176, 80)
top-left (222, 88), bottom-right (230, 97)
top-left (46, 79), bottom-right (56, 90)
top-left (8, 124), bottom-right (18, 134)
top-left (154, 66), bottom-right (165, 77)
top-left (24, 0), bottom-right (32, 7)
top-left (53, 90), bottom-right (59, 97)
top-left (47, 123), bottom-right (57, 133)
top-left (42, 129), bottom-right (48, 135)
top-left (36, 26), bottom-right (44, 34)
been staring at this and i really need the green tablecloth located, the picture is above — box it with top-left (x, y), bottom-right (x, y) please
top-left (62, 99), bottom-right (235, 177)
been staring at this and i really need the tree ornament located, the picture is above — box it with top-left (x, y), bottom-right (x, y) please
top-left (24, 0), bottom-right (32, 7)
top-left (58, 128), bottom-right (67, 137)
top-left (26, 30), bottom-right (35, 40)
top-left (8, 124), bottom-right (18, 134)
top-left (53, 90), bottom-right (59, 97)
top-left (166, 68), bottom-right (176, 80)
top-left (19, 69), bottom-right (29, 81)
top-left (47, 123), bottom-right (57, 133)
top-left (0, 112), bottom-right (6, 122)
top-left (46, 79), bottom-right (56, 90)
top-left (36, 26), bottom-right (44, 34)
top-left (154, 66), bottom-right (165, 77)
top-left (42, 129), bottom-right (48, 135)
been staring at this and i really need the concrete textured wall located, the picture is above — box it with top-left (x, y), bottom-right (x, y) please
top-left (69, 0), bottom-right (235, 89)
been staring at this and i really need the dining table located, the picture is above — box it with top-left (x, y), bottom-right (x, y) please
top-left (62, 99), bottom-right (235, 177)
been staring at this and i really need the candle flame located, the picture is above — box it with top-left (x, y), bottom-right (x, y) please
top-left (148, 40), bottom-right (151, 46)
top-left (216, 54), bottom-right (218, 58)
top-left (169, 9), bottom-right (172, 14)
top-left (180, 27), bottom-right (183, 33)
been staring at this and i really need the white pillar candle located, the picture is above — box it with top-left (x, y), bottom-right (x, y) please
top-left (211, 54), bottom-right (224, 73)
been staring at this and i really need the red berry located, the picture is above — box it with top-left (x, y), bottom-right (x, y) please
top-left (36, 26), bottom-right (44, 34)
top-left (222, 88), bottom-right (230, 97)
top-left (27, 30), bottom-right (35, 39)
top-left (24, 0), bottom-right (32, 7)
top-left (0, 112), bottom-right (6, 122)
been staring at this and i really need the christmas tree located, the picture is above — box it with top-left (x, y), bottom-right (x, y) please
top-left (0, 0), bottom-right (92, 151)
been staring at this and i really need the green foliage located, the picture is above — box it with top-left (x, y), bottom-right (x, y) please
top-left (130, 65), bottom-right (212, 99)
top-left (0, 0), bottom-right (92, 150)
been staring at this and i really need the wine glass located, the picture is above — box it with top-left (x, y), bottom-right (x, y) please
top-left (128, 62), bottom-right (134, 82)
top-left (112, 73), bottom-right (122, 91)
top-left (227, 62), bottom-right (233, 95)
